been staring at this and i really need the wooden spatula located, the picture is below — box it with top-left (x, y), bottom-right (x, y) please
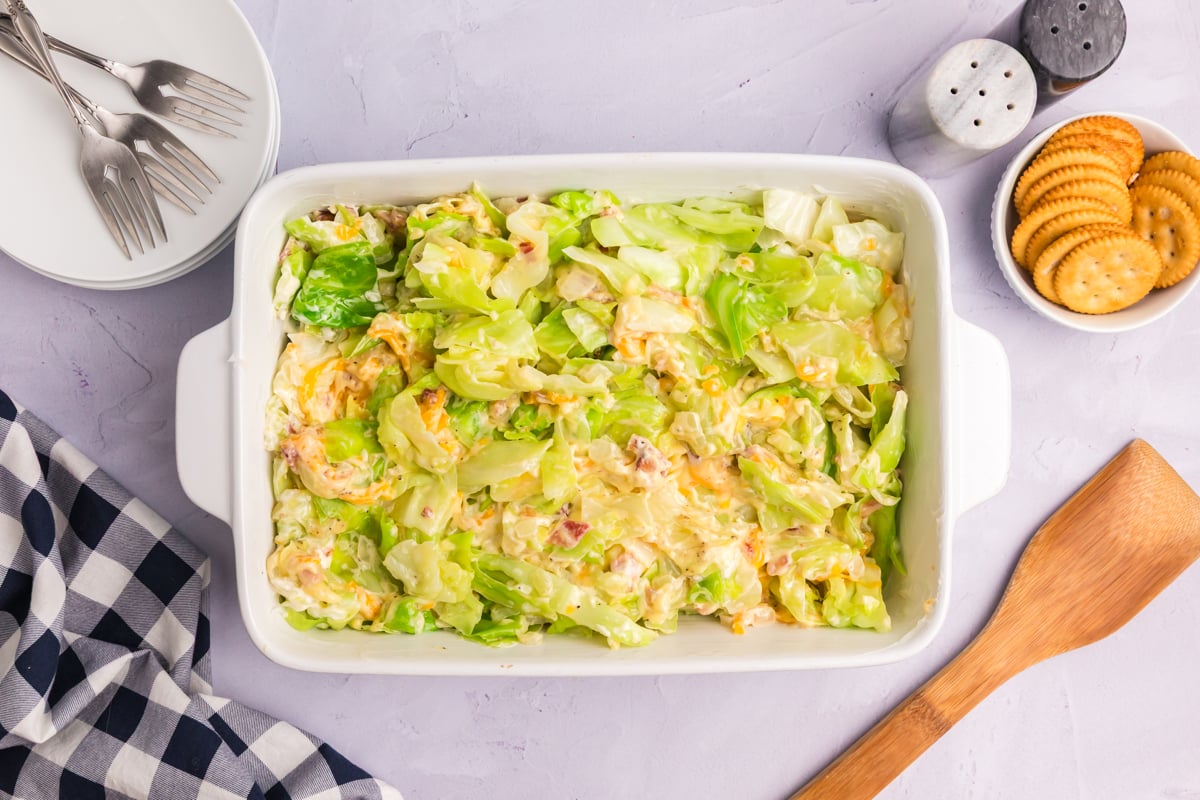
top-left (790, 439), bottom-right (1200, 800)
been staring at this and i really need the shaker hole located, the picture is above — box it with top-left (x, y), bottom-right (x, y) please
top-left (970, 61), bottom-right (978, 68)
top-left (1004, 70), bottom-right (1013, 78)
top-left (1051, 25), bottom-right (1059, 34)
top-left (950, 87), bottom-right (959, 95)
top-left (979, 89), bottom-right (987, 96)
top-left (974, 119), bottom-right (982, 127)
top-left (1083, 41), bottom-right (1092, 50)
top-left (1079, 2), bottom-right (1087, 9)
top-left (1007, 103), bottom-right (1016, 110)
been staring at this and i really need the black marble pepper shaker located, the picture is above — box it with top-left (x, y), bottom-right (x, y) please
top-left (1018, 0), bottom-right (1126, 103)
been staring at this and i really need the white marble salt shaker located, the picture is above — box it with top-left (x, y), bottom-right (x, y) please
top-left (887, 38), bottom-right (1037, 178)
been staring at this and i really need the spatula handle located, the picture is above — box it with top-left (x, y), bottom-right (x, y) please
top-left (789, 635), bottom-right (1013, 800)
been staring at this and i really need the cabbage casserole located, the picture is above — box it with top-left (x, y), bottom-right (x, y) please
top-left (266, 185), bottom-right (912, 648)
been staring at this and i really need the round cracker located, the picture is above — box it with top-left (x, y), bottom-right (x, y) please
top-left (1140, 151), bottom-right (1200, 185)
top-left (1014, 148), bottom-right (1124, 214)
top-left (1017, 164), bottom-right (1126, 218)
top-left (1042, 133), bottom-right (1136, 179)
top-left (1035, 180), bottom-right (1133, 223)
top-left (1133, 169), bottom-right (1200, 221)
top-left (1050, 116), bottom-right (1145, 175)
top-left (1053, 233), bottom-right (1162, 314)
top-left (1011, 197), bottom-right (1114, 270)
top-left (1032, 224), bottom-right (1129, 304)
top-left (1129, 184), bottom-right (1200, 289)
top-left (1024, 208), bottom-right (1126, 270)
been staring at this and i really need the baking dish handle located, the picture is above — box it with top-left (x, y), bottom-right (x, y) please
top-left (952, 317), bottom-right (1012, 516)
top-left (176, 319), bottom-right (233, 525)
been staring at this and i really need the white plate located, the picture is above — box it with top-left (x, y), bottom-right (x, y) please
top-left (31, 104), bottom-right (282, 292)
top-left (0, 0), bottom-right (277, 286)
top-left (14, 71), bottom-right (281, 291)
top-left (177, 153), bottom-right (1014, 676)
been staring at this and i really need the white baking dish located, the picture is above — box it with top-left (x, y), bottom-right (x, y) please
top-left (177, 153), bottom-right (1010, 675)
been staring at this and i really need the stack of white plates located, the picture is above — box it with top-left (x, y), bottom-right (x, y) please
top-left (0, 0), bottom-right (280, 290)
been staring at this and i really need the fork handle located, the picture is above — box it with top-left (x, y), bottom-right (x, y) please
top-left (0, 27), bottom-right (98, 117)
top-left (0, 12), bottom-right (117, 72)
top-left (3, 0), bottom-right (89, 129)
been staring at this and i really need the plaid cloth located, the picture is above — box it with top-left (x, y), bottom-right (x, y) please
top-left (0, 390), bottom-right (402, 800)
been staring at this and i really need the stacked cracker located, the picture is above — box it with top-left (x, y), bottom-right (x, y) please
top-left (1010, 115), bottom-right (1200, 314)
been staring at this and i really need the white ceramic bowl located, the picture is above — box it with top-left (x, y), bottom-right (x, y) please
top-left (991, 113), bottom-right (1199, 333)
top-left (177, 153), bottom-right (1011, 675)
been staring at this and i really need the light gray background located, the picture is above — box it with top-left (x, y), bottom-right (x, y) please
top-left (4, 1), bottom-right (1200, 798)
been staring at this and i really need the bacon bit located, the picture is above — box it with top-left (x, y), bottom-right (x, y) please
top-left (549, 519), bottom-right (589, 548)
top-left (766, 554), bottom-right (790, 576)
top-left (280, 442), bottom-right (300, 468)
top-left (742, 529), bottom-right (764, 567)
top-left (373, 208), bottom-right (408, 234)
top-left (296, 558), bottom-right (323, 586)
top-left (418, 388), bottom-right (453, 438)
top-left (610, 551), bottom-right (643, 577)
top-left (628, 435), bottom-right (669, 478)
top-left (519, 240), bottom-right (535, 254)
top-left (421, 506), bottom-right (434, 519)
top-left (488, 397), bottom-right (519, 425)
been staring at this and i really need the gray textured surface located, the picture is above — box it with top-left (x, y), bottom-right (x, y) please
top-left (3, 1), bottom-right (1200, 798)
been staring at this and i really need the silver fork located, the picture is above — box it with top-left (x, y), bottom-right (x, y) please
top-left (0, 27), bottom-right (215, 214)
top-left (5, 0), bottom-right (164, 258)
top-left (0, 12), bottom-right (249, 138)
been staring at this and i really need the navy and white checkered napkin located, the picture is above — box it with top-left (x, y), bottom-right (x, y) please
top-left (0, 391), bottom-right (402, 800)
